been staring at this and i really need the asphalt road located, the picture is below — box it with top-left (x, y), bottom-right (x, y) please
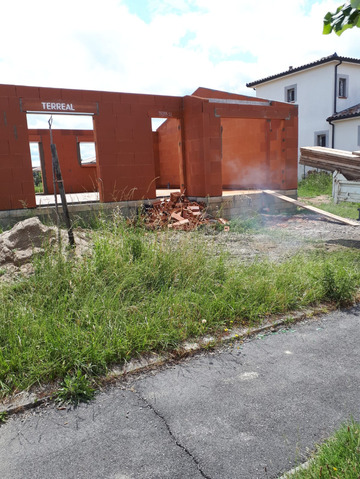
top-left (1, 307), bottom-right (360, 479)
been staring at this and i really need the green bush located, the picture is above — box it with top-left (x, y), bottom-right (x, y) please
top-left (298, 172), bottom-right (332, 197)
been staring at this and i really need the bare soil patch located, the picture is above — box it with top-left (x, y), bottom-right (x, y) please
top-left (203, 212), bottom-right (360, 263)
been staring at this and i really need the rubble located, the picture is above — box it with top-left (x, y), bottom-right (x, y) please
top-left (144, 192), bottom-right (229, 230)
top-left (0, 217), bottom-right (90, 282)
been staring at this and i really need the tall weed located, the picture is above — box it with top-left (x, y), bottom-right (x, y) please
top-left (0, 217), bottom-right (360, 396)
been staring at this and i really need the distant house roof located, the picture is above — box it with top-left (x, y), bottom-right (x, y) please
top-left (247, 53), bottom-right (360, 88)
top-left (327, 103), bottom-right (360, 122)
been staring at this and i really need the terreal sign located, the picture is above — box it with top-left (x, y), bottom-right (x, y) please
top-left (20, 99), bottom-right (99, 115)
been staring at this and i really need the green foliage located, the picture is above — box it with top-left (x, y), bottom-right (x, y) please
top-left (229, 215), bottom-right (264, 233)
top-left (289, 420), bottom-right (360, 478)
top-left (56, 370), bottom-right (95, 405)
top-left (33, 170), bottom-right (42, 187)
top-left (321, 263), bottom-right (356, 305)
top-left (298, 172), bottom-right (332, 198)
top-left (0, 411), bottom-right (7, 425)
top-left (308, 200), bottom-right (360, 220)
top-left (0, 216), bottom-right (360, 397)
top-left (323, 1), bottom-right (360, 35)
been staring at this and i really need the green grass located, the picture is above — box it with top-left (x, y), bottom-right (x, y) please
top-left (308, 200), bottom-right (360, 220)
top-left (1, 217), bottom-right (360, 397)
top-left (56, 370), bottom-right (95, 405)
top-left (287, 420), bottom-right (360, 478)
top-left (298, 172), bottom-right (332, 198)
top-left (298, 171), bottom-right (360, 220)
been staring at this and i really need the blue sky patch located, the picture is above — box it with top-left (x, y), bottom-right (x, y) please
top-left (124, 0), bottom-right (153, 23)
top-left (209, 49), bottom-right (257, 64)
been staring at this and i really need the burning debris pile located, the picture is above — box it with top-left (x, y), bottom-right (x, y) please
top-left (144, 192), bottom-right (229, 231)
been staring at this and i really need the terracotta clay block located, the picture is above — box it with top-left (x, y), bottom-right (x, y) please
top-left (0, 196), bottom-right (12, 210)
top-left (0, 85), bottom-right (17, 97)
top-left (16, 85), bottom-right (41, 99)
top-left (0, 139), bottom-right (10, 155)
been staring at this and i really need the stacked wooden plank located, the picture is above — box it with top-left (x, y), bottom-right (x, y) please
top-left (300, 146), bottom-right (360, 180)
top-left (145, 192), bottom-right (229, 230)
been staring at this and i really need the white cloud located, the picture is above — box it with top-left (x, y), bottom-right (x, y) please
top-left (1, 0), bottom-right (360, 97)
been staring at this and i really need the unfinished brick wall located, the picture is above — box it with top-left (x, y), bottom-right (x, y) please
top-left (221, 118), bottom-right (291, 190)
top-left (28, 129), bottom-right (97, 195)
top-left (0, 83), bottom-right (298, 211)
top-left (182, 95), bottom-right (222, 197)
top-left (0, 86), bottom-right (35, 209)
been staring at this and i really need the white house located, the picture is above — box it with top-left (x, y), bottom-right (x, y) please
top-left (246, 53), bottom-right (360, 179)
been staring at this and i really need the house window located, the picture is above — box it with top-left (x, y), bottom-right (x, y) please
top-left (317, 135), bottom-right (326, 147)
top-left (285, 84), bottom-right (297, 103)
top-left (338, 75), bottom-right (348, 98)
top-left (314, 130), bottom-right (329, 147)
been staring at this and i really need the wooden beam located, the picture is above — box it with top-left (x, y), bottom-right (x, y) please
top-left (263, 190), bottom-right (359, 227)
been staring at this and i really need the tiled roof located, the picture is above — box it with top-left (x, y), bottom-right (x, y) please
top-left (327, 103), bottom-right (360, 122)
top-left (247, 53), bottom-right (360, 88)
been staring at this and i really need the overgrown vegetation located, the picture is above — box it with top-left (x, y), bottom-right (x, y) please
top-left (33, 170), bottom-right (43, 194)
top-left (298, 172), bottom-right (332, 198)
top-left (56, 370), bottom-right (95, 405)
top-left (298, 171), bottom-right (360, 219)
top-left (0, 215), bottom-right (360, 397)
top-left (288, 420), bottom-right (360, 478)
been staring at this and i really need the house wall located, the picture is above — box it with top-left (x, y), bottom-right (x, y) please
top-left (221, 114), bottom-right (297, 190)
top-left (28, 129), bottom-right (97, 194)
top-left (182, 95), bottom-right (223, 197)
top-left (333, 117), bottom-right (360, 152)
top-left (252, 61), bottom-right (360, 179)
top-left (0, 83), bottom-right (298, 211)
top-left (221, 118), bottom-right (285, 189)
top-left (0, 86), bottom-right (35, 209)
top-left (156, 118), bottom-right (181, 188)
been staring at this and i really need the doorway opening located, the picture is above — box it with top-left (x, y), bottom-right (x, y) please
top-left (29, 142), bottom-right (44, 194)
top-left (151, 117), bottom-right (183, 192)
top-left (26, 113), bottom-right (97, 196)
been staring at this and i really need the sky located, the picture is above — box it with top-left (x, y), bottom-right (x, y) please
top-left (2, 0), bottom-right (360, 98)
top-left (2, 0), bottom-right (360, 164)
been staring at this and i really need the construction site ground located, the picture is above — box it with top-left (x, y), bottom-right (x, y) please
top-left (175, 210), bottom-right (360, 266)
top-left (1, 200), bottom-right (360, 478)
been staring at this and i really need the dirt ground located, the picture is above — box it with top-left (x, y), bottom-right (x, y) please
top-left (203, 212), bottom-right (360, 263)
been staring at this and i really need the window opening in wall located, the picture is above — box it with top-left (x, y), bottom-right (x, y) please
top-left (285, 84), bottom-right (297, 103)
top-left (26, 113), bottom-right (94, 130)
top-left (338, 77), bottom-right (347, 98)
top-left (151, 118), bottom-right (167, 131)
top-left (317, 134), bottom-right (327, 147)
top-left (77, 142), bottom-right (96, 165)
top-left (29, 142), bottom-right (43, 194)
top-left (26, 113), bottom-right (97, 195)
top-left (287, 88), bottom-right (295, 102)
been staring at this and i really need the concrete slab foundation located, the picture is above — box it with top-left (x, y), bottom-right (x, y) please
top-left (0, 190), bottom-right (297, 229)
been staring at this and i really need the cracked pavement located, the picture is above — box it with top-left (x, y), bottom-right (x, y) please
top-left (1, 306), bottom-right (360, 478)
